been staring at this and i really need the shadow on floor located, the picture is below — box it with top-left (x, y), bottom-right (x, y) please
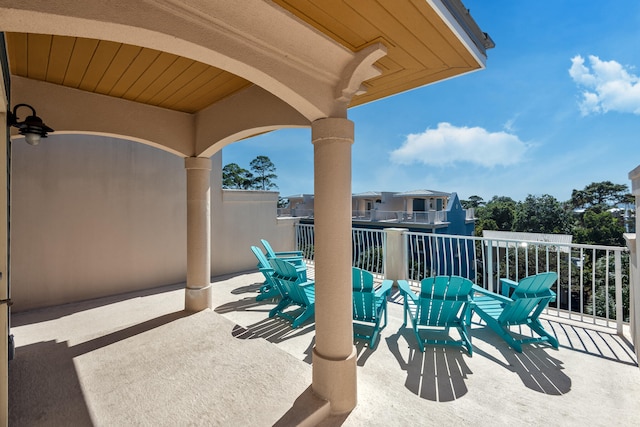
top-left (386, 329), bottom-right (472, 402)
top-left (214, 295), bottom-right (275, 314)
top-left (10, 340), bottom-right (93, 426)
top-left (11, 282), bottom-right (186, 326)
top-left (472, 327), bottom-right (572, 395)
top-left (551, 321), bottom-right (638, 366)
top-left (10, 310), bottom-right (190, 425)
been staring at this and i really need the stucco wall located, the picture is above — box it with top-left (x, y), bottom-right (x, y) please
top-left (11, 134), bottom-right (295, 311)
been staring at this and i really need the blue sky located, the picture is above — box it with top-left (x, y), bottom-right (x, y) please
top-left (223, 1), bottom-right (640, 203)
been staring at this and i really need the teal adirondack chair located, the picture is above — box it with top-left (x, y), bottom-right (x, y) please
top-left (268, 258), bottom-right (315, 328)
top-left (352, 267), bottom-right (393, 348)
top-left (261, 239), bottom-right (306, 268)
top-left (472, 272), bottom-right (559, 352)
top-left (397, 276), bottom-right (474, 355)
top-left (250, 245), bottom-right (286, 301)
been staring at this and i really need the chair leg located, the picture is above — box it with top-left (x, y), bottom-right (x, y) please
top-left (402, 301), bottom-right (408, 327)
top-left (497, 325), bottom-right (523, 352)
top-left (413, 325), bottom-right (425, 352)
top-left (292, 307), bottom-right (314, 328)
top-left (269, 298), bottom-right (291, 318)
top-left (530, 319), bottom-right (559, 348)
top-left (459, 324), bottom-right (473, 356)
top-left (256, 286), bottom-right (280, 301)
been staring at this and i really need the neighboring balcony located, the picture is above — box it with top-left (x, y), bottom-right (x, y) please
top-left (279, 208), bottom-right (479, 225)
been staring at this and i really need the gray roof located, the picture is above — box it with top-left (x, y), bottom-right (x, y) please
top-left (393, 189), bottom-right (451, 198)
top-left (352, 191), bottom-right (382, 198)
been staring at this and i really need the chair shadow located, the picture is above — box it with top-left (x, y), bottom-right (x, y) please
top-left (214, 296), bottom-right (275, 314)
top-left (231, 316), bottom-right (316, 346)
top-left (230, 282), bottom-right (263, 295)
top-left (386, 329), bottom-right (472, 402)
top-left (472, 327), bottom-right (572, 395)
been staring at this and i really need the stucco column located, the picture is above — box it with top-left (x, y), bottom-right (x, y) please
top-left (185, 157), bottom-right (212, 311)
top-left (311, 117), bottom-right (357, 414)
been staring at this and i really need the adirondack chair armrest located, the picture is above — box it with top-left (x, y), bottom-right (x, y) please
top-left (472, 284), bottom-right (513, 303)
top-left (397, 280), bottom-right (417, 302)
top-left (375, 280), bottom-right (393, 298)
top-left (299, 280), bottom-right (315, 288)
top-left (274, 251), bottom-right (304, 257)
top-left (258, 266), bottom-right (274, 275)
top-left (499, 278), bottom-right (518, 297)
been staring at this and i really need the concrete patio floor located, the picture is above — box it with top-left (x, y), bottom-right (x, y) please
top-left (8, 270), bottom-right (640, 426)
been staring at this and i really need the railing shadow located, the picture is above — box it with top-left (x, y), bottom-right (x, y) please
top-left (385, 329), bottom-right (472, 401)
top-left (548, 320), bottom-right (638, 366)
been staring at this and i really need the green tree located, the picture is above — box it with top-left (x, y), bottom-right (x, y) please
top-left (570, 181), bottom-right (630, 210)
top-left (461, 195), bottom-right (485, 209)
top-left (222, 163), bottom-right (254, 189)
top-left (250, 155), bottom-right (278, 190)
top-left (475, 196), bottom-right (517, 234)
top-left (573, 210), bottom-right (625, 246)
top-left (513, 194), bottom-right (571, 234)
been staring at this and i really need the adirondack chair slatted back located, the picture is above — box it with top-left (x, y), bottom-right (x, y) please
top-left (261, 239), bottom-right (277, 258)
top-left (269, 258), bottom-right (307, 305)
top-left (498, 272), bottom-right (557, 324)
top-left (352, 267), bottom-right (377, 322)
top-left (418, 276), bottom-right (473, 327)
top-left (251, 245), bottom-right (270, 270)
top-left (251, 245), bottom-right (283, 295)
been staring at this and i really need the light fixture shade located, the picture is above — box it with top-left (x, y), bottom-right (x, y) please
top-left (7, 104), bottom-right (54, 145)
top-left (24, 133), bottom-right (41, 146)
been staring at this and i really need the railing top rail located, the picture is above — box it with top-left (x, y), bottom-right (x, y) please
top-left (401, 230), bottom-right (628, 252)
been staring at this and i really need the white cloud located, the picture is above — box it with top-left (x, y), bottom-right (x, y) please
top-left (569, 55), bottom-right (640, 115)
top-left (389, 122), bottom-right (528, 167)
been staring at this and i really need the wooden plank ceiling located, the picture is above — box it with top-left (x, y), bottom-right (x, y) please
top-left (5, 0), bottom-right (485, 114)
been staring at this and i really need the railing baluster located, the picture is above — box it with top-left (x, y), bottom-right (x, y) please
top-left (295, 224), bottom-right (630, 333)
top-left (615, 250), bottom-right (623, 335)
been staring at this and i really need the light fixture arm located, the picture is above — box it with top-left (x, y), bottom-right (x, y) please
top-left (7, 103), bottom-right (54, 146)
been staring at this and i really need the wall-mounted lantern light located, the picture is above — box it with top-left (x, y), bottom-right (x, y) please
top-left (7, 103), bottom-right (54, 146)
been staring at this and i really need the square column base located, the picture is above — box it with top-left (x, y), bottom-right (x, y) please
top-left (311, 346), bottom-right (357, 414)
top-left (185, 284), bottom-right (213, 311)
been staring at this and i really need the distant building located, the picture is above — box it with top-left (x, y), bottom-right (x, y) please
top-left (283, 189), bottom-right (476, 236)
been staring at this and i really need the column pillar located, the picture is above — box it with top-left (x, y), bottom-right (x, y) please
top-left (311, 117), bottom-right (357, 414)
top-left (185, 157), bottom-right (212, 311)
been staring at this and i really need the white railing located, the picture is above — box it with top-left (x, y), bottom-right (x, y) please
top-left (403, 232), bottom-right (629, 332)
top-left (465, 208), bottom-right (475, 220)
top-left (350, 210), bottom-right (448, 224)
top-left (295, 223), bottom-right (386, 279)
top-left (295, 224), bottom-right (630, 333)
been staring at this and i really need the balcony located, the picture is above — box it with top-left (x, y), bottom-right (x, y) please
top-left (9, 266), bottom-right (639, 425)
top-left (8, 224), bottom-right (640, 425)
